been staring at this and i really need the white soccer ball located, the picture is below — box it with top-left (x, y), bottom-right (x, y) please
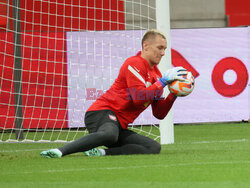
top-left (168, 72), bottom-right (195, 97)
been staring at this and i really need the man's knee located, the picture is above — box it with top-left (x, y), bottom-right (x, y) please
top-left (102, 130), bottom-right (118, 144)
top-left (97, 123), bottom-right (119, 145)
top-left (149, 142), bottom-right (161, 154)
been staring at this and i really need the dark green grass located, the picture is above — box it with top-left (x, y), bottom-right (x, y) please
top-left (0, 122), bottom-right (250, 188)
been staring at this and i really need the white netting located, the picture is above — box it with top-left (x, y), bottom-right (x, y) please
top-left (0, 0), bottom-right (162, 142)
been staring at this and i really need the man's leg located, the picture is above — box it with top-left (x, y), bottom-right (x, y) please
top-left (59, 122), bottom-right (119, 156)
top-left (105, 129), bottom-right (161, 155)
top-left (41, 122), bottom-right (119, 158)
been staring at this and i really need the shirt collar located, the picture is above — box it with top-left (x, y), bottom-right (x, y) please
top-left (136, 51), bottom-right (153, 70)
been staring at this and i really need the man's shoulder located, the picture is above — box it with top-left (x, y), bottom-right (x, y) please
top-left (125, 54), bottom-right (141, 62)
top-left (123, 55), bottom-right (145, 68)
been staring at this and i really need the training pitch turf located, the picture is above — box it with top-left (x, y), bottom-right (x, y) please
top-left (0, 122), bottom-right (250, 188)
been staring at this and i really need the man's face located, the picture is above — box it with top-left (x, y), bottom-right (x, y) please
top-left (143, 35), bottom-right (167, 67)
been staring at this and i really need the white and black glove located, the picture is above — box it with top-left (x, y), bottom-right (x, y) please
top-left (159, 66), bottom-right (187, 87)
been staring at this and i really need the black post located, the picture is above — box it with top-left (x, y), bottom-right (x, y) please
top-left (13, 0), bottom-right (23, 140)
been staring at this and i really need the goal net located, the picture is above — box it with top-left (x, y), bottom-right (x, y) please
top-left (0, 0), bottom-right (172, 143)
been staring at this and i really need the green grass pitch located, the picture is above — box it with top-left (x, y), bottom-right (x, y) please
top-left (0, 122), bottom-right (250, 188)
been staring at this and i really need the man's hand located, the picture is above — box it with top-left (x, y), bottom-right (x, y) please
top-left (159, 66), bottom-right (187, 87)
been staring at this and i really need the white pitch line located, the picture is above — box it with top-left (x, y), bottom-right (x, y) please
top-left (1, 160), bottom-right (250, 175)
top-left (0, 148), bottom-right (49, 153)
top-left (182, 138), bottom-right (248, 144)
top-left (0, 139), bottom-right (248, 153)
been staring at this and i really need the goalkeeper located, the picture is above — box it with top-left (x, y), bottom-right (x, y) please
top-left (41, 29), bottom-right (187, 158)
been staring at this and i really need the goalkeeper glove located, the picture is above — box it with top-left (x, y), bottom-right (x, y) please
top-left (159, 66), bottom-right (187, 87)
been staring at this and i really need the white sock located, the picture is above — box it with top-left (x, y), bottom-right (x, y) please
top-left (99, 149), bottom-right (106, 156)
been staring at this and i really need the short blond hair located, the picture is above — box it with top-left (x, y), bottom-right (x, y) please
top-left (141, 29), bottom-right (166, 48)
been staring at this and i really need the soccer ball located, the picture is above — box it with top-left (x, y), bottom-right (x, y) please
top-left (168, 72), bottom-right (195, 97)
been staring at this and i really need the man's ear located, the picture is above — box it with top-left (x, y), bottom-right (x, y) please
top-left (143, 41), bottom-right (149, 51)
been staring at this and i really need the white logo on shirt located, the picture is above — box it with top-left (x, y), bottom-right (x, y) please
top-left (134, 66), bottom-right (140, 72)
top-left (147, 72), bottom-right (150, 79)
top-left (146, 81), bottom-right (152, 88)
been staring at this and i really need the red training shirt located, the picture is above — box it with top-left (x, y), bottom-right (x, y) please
top-left (87, 52), bottom-right (176, 129)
